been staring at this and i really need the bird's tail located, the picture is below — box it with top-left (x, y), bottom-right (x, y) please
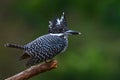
top-left (4, 43), bottom-right (25, 50)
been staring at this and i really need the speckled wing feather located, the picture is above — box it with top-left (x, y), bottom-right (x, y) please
top-left (24, 34), bottom-right (67, 66)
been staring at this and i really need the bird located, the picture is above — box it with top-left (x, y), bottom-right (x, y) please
top-left (5, 12), bottom-right (81, 67)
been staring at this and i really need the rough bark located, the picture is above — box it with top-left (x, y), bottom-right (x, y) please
top-left (5, 59), bottom-right (58, 80)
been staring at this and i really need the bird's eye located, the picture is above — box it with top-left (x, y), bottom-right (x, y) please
top-left (59, 28), bottom-right (63, 32)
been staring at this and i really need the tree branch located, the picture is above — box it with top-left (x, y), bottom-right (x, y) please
top-left (5, 59), bottom-right (58, 80)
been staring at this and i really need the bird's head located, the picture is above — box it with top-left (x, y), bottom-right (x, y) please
top-left (49, 12), bottom-right (81, 36)
top-left (48, 12), bottom-right (68, 33)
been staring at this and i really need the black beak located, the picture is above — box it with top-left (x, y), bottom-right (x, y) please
top-left (66, 30), bottom-right (81, 35)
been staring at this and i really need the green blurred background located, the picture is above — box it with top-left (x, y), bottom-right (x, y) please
top-left (0, 0), bottom-right (120, 80)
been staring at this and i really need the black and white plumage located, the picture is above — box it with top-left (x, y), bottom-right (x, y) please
top-left (5, 12), bottom-right (80, 67)
top-left (49, 12), bottom-right (68, 33)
